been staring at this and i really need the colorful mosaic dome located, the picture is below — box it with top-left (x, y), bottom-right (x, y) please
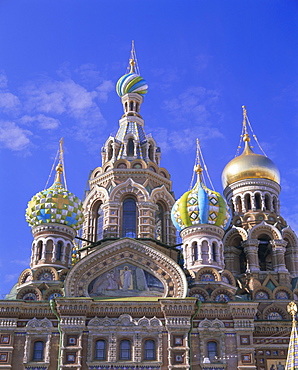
top-left (116, 72), bottom-right (148, 97)
top-left (25, 164), bottom-right (84, 230)
top-left (171, 167), bottom-right (231, 232)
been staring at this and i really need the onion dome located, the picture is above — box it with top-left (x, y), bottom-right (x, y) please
top-left (171, 166), bottom-right (231, 232)
top-left (222, 106), bottom-right (280, 189)
top-left (116, 57), bottom-right (148, 97)
top-left (26, 163), bottom-right (84, 230)
top-left (222, 134), bottom-right (280, 188)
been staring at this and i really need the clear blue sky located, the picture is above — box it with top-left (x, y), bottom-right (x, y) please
top-left (0, 0), bottom-right (297, 296)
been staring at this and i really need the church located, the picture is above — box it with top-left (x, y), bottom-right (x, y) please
top-left (0, 46), bottom-right (297, 370)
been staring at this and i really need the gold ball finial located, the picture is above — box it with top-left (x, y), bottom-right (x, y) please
top-left (287, 301), bottom-right (298, 321)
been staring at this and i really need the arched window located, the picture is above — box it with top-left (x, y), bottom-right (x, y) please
top-left (127, 139), bottom-right (134, 156)
top-left (122, 198), bottom-right (137, 237)
top-left (144, 339), bottom-right (156, 361)
top-left (148, 143), bottom-right (154, 161)
top-left (136, 103), bottom-right (139, 112)
top-left (107, 142), bottom-right (113, 161)
top-left (207, 341), bottom-right (218, 361)
top-left (192, 242), bottom-right (198, 262)
top-left (258, 234), bottom-right (272, 271)
top-left (56, 241), bottom-right (63, 260)
top-left (129, 101), bottom-right (134, 111)
top-left (212, 242), bottom-right (217, 262)
top-left (125, 102), bottom-right (128, 112)
top-left (155, 203), bottom-right (164, 242)
top-left (96, 207), bottom-right (104, 241)
top-left (119, 339), bottom-right (131, 360)
top-left (265, 194), bottom-right (271, 211)
top-left (235, 196), bottom-right (242, 213)
top-left (37, 241), bottom-right (43, 260)
top-left (273, 197), bottom-right (278, 213)
top-left (95, 340), bottom-right (106, 360)
top-left (255, 193), bottom-right (261, 210)
top-left (244, 194), bottom-right (251, 210)
top-left (33, 341), bottom-right (44, 361)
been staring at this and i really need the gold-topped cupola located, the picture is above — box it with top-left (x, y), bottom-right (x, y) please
top-left (222, 106), bottom-right (280, 189)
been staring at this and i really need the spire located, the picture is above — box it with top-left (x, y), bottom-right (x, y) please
top-left (53, 138), bottom-right (67, 188)
top-left (189, 138), bottom-right (214, 191)
top-left (286, 301), bottom-right (298, 369)
top-left (127, 40), bottom-right (140, 75)
top-left (242, 105), bottom-right (250, 143)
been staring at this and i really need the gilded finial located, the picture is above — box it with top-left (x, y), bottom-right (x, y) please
top-left (129, 40), bottom-right (136, 73)
top-left (242, 105), bottom-right (250, 142)
top-left (54, 138), bottom-right (65, 184)
top-left (195, 138), bottom-right (203, 182)
top-left (287, 301), bottom-right (298, 322)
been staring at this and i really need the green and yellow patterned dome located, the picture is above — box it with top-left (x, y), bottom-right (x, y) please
top-left (26, 163), bottom-right (84, 230)
top-left (171, 166), bottom-right (231, 232)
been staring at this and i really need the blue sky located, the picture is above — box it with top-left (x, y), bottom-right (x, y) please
top-left (0, 0), bottom-right (297, 296)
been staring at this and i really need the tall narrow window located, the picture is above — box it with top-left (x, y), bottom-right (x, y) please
top-left (122, 198), bottom-right (137, 237)
top-left (37, 241), bottom-right (43, 260)
top-left (95, 340), bottom-right (106, 360)
top-left (192, 242), bottom-right (198, 262)
top-left (144, 340), bottom-right (156, 361)
top-left (33, 341), bottom-right (44, 361)
top-left (155, 203), bottom-right (164, 242)
top-left (56, 241), bottom-right (63, 260)
top-left (255, 193), bottom-right (261, 210)
top-left (96, 207), bottom-right (104, 241)
top-left (148, 143), bottom-right (154, 161)
top-left (235, 196), bottom-right (242, 213)
top-left (273, 197), bottom-right (278, 213)
top-left (212, 242), bottom-right (217, 262)
top-left (127, 139), bottom-right (134, 156)
top-left (108, 142), bottom-right (113, 161)
top-left (120, 340), bottom-right (131, 360)
top-left (245, 194), bottom-right (251, 210)
top-left (207, 341), bottom-right (218, 360)
top-left (129, 101), bottom-right (134, 111)
top-left (265, 194), bottom-right (271, 211)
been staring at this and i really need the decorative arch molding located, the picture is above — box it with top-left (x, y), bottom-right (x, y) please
top-left (114, 158), bottom-right (131, 169)
top-left (248, 221), bottom-right (281, 240)
top-left (220, 270), bottom-right (236, 287)
top-left (130, 159), bottom-right (147, 169)
top-left (90, 166), bottom-right (103, 179)
top-left (88, 314), bottom-right (162, 329)
top-left (262, 303), bottom-right (288, 320)
top-left (282, 227), bottom-right (298, 247)
top-left (223, 226), bottom-right (247, 246)
top-left (16, 286), bottom-right (42, 301)
top-left (83, 186), bottom-right (110, 212)
top-left (64, 238), bottom-right (187, 298)
top-left (273, 286), bottom-right (293, 300)
top-left (33, 266), bottom-right (59, 281)
top-left (18, 268), bottom-right (33, 285)
top-left (252, 286), bottom-right (274, 300)
top-left (110, 178), bottom-right (149, 203)
top-left (198, 318), bottom-right (225, 329)
top-left (26, 317), bottom-right (53, 328)
top-left (210, 288), bottom-right (234, 302)
top-left (189, 288), bottom-right (209, 302)
top-left (195, 267), bottom-right (220, 282)
top-left (150, 185), bottom-right (176, 210)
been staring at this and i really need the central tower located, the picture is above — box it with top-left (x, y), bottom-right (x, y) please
top-left (82, 43), bottom-right (176, 246)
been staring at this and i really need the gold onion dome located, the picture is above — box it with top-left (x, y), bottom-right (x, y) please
top-left (171, 165), bottom-right (231, 232)
top-left (222, 134), bottom-right (280, 189)
top-left (25, 162), bottom-right (84, 230)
